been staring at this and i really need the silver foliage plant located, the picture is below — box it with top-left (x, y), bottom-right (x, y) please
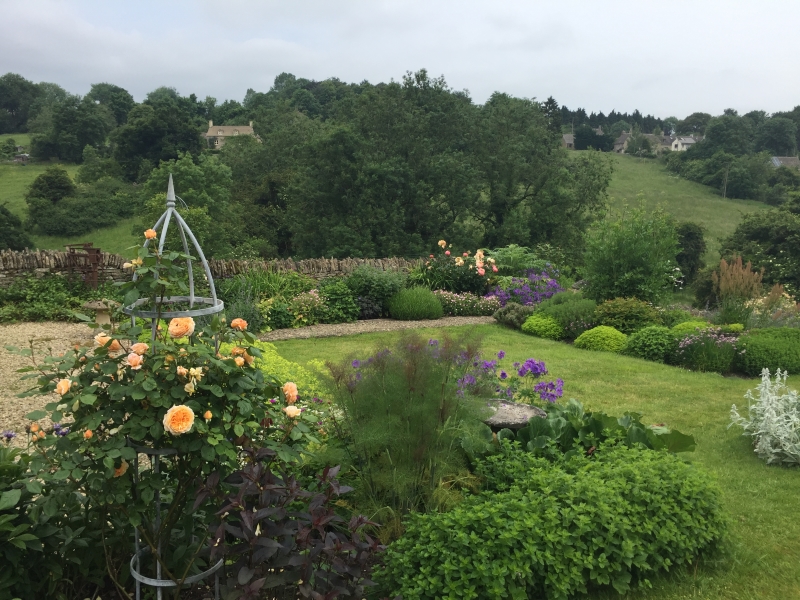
top-left (730, 369), bottom-right (800, 465)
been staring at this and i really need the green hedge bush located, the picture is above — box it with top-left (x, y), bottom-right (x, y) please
top-left (671, 320), bottom-right (713, 335)
top-left (319, 277), bottom-right (360, 323)
top-left (574, 325), bottom-right (627, 353)
top-left (623, 325), bottom-right (674, 363)
top-left (493, 303), bottom-right (535, 329)
top-left (344, 265), bottom-right (406, 318)
top-left (536, 292), bottom-right (597, 340)
top-left (594, 297), bottom-right (662, 334)
top-left (735, 328), bottom-right (800, 377)
top-left (388, 287), bottom-right (444, 320)
top-left (521, 313), bottom-right (564, 340)
top-left (377, 443), bottom-right (725, 600)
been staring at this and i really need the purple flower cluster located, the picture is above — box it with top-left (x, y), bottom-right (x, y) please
top-left (485, 269), bottom-right (563, 307)
top-left (534, 378), bottom-right (564, 403)
top-left (517, 358), bottom-right (548, 378)
top-left (52, 423), bottom-right (70, 437)
top-left (2, 430), bottom-right (16, 442)
top-left (677, 328), bottom-right (738, 353)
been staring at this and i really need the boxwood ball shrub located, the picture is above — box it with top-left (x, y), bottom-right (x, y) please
top-left (376, 443), bottom-right (725, 600)
top-left (388, 287), bottom-right (444, 320)
top-left (623, 325), bottom-right (674, 363)
top-left (594, 297), bottom-right (663, 334)
top-left (493, 303), bottom-right (535, 329)
top-left (536, 292), bottom-right (597, 340)
top-left (735, 328), bottom-right (800, 377)
top-left (521, 313), bottom-right (564, 340)
top-left (671, 320), bottom-right (713, 335)
top-left (574, 325), bottom-right (627, 353)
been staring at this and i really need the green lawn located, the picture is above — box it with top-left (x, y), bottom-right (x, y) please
top-left (0, 132), bottom-right (32, 150)
top-left (0, 161), bottom-right (138, 255)
top-left (273, 324), bottom-right (800, 600)
top-left (604, 154), bottom-right (767, 266)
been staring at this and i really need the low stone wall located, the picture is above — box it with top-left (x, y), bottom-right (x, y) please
top-left (0, 250), bottom-right (420, 287)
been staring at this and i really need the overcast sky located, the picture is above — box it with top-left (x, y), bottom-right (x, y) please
top-left (3, 0), bottom-right (799, 118)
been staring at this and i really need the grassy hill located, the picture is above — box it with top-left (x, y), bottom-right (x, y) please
top-left (604, 153), bottom-right (767, 265)
top-left (0, 161), bottom-right (138, 256)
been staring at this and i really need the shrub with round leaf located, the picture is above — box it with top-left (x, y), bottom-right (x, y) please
top-left (521, 313), bottom-right (564, 340)
top-left (623, 325), bottom-right (674, 362)
top-left (671, 320), bottom-right (713, 335)
top-left (574, 325), bottom-right (627, 352)
top-left (735, 328), bottom-right (800, 377)
top-left (594, 297), bottom-right (662, 334)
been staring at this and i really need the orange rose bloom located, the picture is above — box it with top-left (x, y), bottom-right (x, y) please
top-left (126, 353), bottom-right (144, 370)
top-left (282, 382), bottom-right (298, 404)
top-left (55, 378), bottom-right (71, 395)
top-left (114, 460), bottom-right (129, 477)
top-left (231, 346), bottom-right (246, 356)
top-left (144, 229), bottom-right (158, 239)
top-left (230, 318), bottom-right (248, 331)
top-left (130, 342), bottom-right (149, 355)
top-left (95, 333), bottom-right (122, 353)
top-left (163, 405), bottom-right (195, 435)
top-left (168, 317), bottom-right (195, 338)
top-left (283, 405), bottom-right (302, 419)
top-left (234, 356), bottom-right (245, 367)
top-left (30, 423), bottom-right (40, 433)
top-left (203, 410), bottom-right (212, 421)
top-left (84, 430), bottom-right (93, 440)
top-left (176, 366), bottom-right (188, 378)
top-left (243, 352), bottom-right (254, 366)
top-left (38, 430), bottom-right (46, 439)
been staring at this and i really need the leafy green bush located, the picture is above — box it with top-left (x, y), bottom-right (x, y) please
top-left (408, 243), bottom-right (489, 295)
top-left (583, 204), bottom-right (681, 303)
top-left (260, 298), bottom-right (294, 330)
top-left (536, 292), bottom-right (597, 340)
top-left (492, 303), bottom-right (535, 329)
top-left (377, 443), bottom-right (724, 600)
top-left (660, 307), bottom-right (697, 328)
top-left (623, 325), bottom-right (675, 362)
top-left (222, 279), bottom-right (266, 332)
top-left (594, 297), bottom-right (662, 334)
top-left (288, 290), bottom-right (326, 327)
top-left (0, 275), bottom-right (121, 323)
top-left (735, 328), bottom-right (800, 377)
top-left (433, 291), bottom-right (501, 316)
top-left (721, 323), bottom-right (745, 334)
top-left (484, 244), bottom-right (548, 276)
top-left (676, 221), bottom-right (707, 284)
top-left (671, 328), bottom-right (738, 373)
top-left (319, 277), bottom-right (360, 323)
top-left (0, 204), bottom-right (32, 251)
top-left (217, 268), bottom-right (315, 304)
top-left (574, 326), bottom-right (627, 353)
top-left (388, 287), bottom-right (444, 320)
top-left (521, 314), bottom-right (564, 340)
top-left (671, 320), bottom-right (713, 335)
top-left (344, 265), bottom-right (406, 317)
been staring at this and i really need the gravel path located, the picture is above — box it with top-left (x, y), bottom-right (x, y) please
top-left (259, 316), bottom-right (496, 341)
top-left (0, 322), bottom-right (95, 446)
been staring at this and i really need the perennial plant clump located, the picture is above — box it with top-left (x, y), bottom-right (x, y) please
top-left (485, 269), bottom-right (563, 307)
top-left (433, 290), bottom-right (501, 316)
top-left (731, 369), bottom-right (800, 465)
top-left (671, 327), bottom-right (738, 373)
top-left (408, 240), bottom-right (494, 295)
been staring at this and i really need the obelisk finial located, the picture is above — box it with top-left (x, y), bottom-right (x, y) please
top-left (166, 174), bottom-right (176, 207)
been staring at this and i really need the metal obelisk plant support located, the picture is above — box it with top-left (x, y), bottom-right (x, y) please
top-left (122, 174), bottom-right (224, 599)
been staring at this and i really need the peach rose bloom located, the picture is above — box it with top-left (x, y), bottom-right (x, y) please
top-left (130, 342), bottom-right (149, 355)
top-left (282, 382), bottom-right (298, 404)
top-left (38, 430), bottom-right (46, 439)
top-left (184, 381), bottom-right (196, 395)
top-left (176, 366), bottom-right (188, 378)
top-left (95, 333), bottom-right (122, 353)
top-left (30, 423), bottom-right (40, 433)
top-left (203, 410), bottom-right (212, 421)
top-left (163, 405), bottom-right (195, 435)
top-left (438, 239), bottom-right (446, 248)
top-left (234, 356), bottom-right (245, 367)
top-left (283, 406), bottom-right (302, 419)
top-left (168, 317), bottom-right (195, 338)
top-left (230, 318), bottom-right (248, 331)
top-left (84, 430), bottom-right (93, 440)
top-left (243, 352), bottom-right (254, 366)
top-left (114, 460), bottom-right (129, 477)
top-left (144, 229), bottom-right (157, 239)
top-left (55, 379), bottom-right (71, 395)
top-left (231, 346), bottom-right (246, 356)
top-left (126, 353), bottom-right (144, 370)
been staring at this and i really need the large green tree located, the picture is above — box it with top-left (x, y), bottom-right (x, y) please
top-left (30, 95), bottom-right (116, 162)
top-left (0, 73), bottom-right (40, 133)
top-left (755, 117), bottom-right (798, 156)
top-left (86, 83), bottom-right (136, 125)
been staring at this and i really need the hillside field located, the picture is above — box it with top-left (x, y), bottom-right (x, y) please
top-left (604, 153), bottom-right (767, 265)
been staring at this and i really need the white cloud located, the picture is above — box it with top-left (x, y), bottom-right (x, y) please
top-left (2, 0), bottom-right (800, 117)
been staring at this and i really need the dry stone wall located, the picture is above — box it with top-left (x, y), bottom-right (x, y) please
top-left (0, 250), bottom-right (420, 287)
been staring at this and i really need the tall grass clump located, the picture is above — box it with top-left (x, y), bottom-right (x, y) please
top-left (712, 256), bottom-right (763, 325)
top-left (319, 332), bottom-right (490, 536)
top-left (388, 287), bottom-right (443, 320)
top-left (217, 267), bottom-right (315, 303)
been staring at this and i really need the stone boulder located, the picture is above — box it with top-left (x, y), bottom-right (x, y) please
top-left (483, 400), bottom-right (547, 431)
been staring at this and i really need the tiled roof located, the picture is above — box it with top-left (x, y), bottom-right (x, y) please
top-left (772, 156), bottom-right (800, 169)
top-left (205, 125), bottom-right (255, 137)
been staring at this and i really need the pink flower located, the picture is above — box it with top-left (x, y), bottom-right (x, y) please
top-left (445, 250), bottom-right (450, 256)
top-left (462, 252), bottom-right (468, 257)
top-left (492, 265), bottom-right (498, 273)
top-left (477, 268), bottom-right (485, 276)
top-left (430, 254), bottom-right (434, 258)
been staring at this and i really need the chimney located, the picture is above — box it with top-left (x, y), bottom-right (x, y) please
top-left (208, 120), bottom-right (213, 128)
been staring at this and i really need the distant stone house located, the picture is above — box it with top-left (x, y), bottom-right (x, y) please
top-left (771, 156), bottom-right (800, 169)
top-left (203, 120), bottom-right (257, 148)
top-left (562, 134), bottom-right (574, 149)
top-left (13, 153), bottom-right (29, 163)
top-left (671, 136), bottom-right (697, 151)
top-left (613, 132), bottom-right (673, 154)
top-left (613, 132), bottom-right (630, 153)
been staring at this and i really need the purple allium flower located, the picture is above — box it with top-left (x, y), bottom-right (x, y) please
top-left (352, 359), bottom-right (361, 368)
top-left (2, 430), bottom-right (16, 441)
top-left (500, 370), bottom-right (508, 380)
top-left (497, 350), bottom-right (506, 359)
